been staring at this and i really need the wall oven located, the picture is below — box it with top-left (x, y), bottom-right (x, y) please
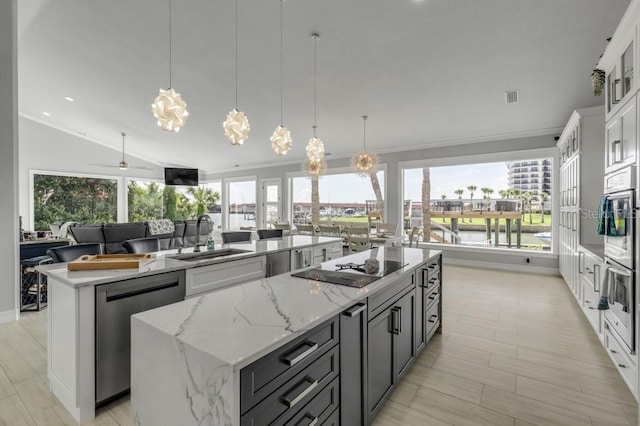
top-left (602, 165), bottom-right (636, 354)
top-left (603, 167), bottom-right (635, 269)
top-left (604, 262), bottom-right (635, 353)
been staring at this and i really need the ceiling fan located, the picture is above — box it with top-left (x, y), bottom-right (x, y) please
top-left (90, 132), bottom-right (156, 171)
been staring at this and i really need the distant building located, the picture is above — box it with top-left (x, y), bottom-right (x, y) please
top-left (506, 159), bottom-right (552, 197)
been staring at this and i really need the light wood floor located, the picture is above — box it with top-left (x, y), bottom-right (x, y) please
top-left (0, 265), bottom-right (637, 425)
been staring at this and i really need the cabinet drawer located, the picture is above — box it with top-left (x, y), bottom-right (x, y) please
top-left (425, 297), bottom-right (440, 341)
top-left (240, 316), bottom-right (339, 413)
top-left (425, 285), bottom-right (440, 310)
top-left (604, 327), bottom-right (637, 395)
top-left (581, 277), bottom-right (600, 334)
top-left (241, 345), bottom-right (340, 426)
top-left (284, 378), bottom-right (339, 426)
top-left (368, 274), bottom-right (414, 318)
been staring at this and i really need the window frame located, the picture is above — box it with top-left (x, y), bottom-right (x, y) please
top-left (287, 164), bottom-right (388, 225)
top-left (29, 169), bottom-right (123, 230)
top-left (223, 176), bottom-right (257, 231)
top-left (398, 148), bottom-right (557, 256)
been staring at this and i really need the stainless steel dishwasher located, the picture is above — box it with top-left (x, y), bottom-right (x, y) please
top-left (95, 271), bottom-right (185, 406)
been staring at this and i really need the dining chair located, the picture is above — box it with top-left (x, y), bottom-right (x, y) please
top-left (376, 223), bottom-right (397, 236)
top-left (222, 231), bottom-right (252, 243)
top-left (345, 226), bottom-right (371, 254)
top-left (257, 229), bottom-right (283, 240)
top-left (46, 243), bottom-right (102, 263)
top-left (295, 224), bottom-right (316, 235)
top-left (318, 223), bottom-right (342, 237)
top-left (122, 237), bottom-right (161, 253)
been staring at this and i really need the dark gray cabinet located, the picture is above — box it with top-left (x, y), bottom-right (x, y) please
top-left (367, 287), bottom-right (416, 421)
top-left (340, 303), bottom-right (368, 425)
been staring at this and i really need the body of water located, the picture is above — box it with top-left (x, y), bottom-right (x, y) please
top-left (431, 229), bottom-right (550, 248)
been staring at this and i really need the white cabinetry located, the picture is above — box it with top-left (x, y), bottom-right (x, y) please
top-left (313, 242), bottom-right (343, 266)
top-left (579, 248), bottom-right (604, 338)
top-left (185, 255), bottom-right (267, 297)
top-left (557, 107), bottom-right (605, 301)
top-left (606, 95), bottom-right (637, 174)
top-left (596, 1), bottom-right (640, 402)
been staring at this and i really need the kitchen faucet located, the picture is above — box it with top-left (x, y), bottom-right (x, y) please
top-left (194, 214), bottom-right (212, 252)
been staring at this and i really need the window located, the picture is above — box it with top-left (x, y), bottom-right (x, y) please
top-left (291, 170), bottom-right (385, 224)
top-left (402, 157), bottom-right (553, 251)
top-left (33, 173), bottom-right (118, 231)
top-left (127, 180), bottom-right (164, 222)
top-left (227, 179), bottom-right (256, 229)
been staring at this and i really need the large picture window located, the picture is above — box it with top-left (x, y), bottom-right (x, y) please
top-left (33, 173), bottom-right (118, 231)
top-left (227, 179), bottom-right (256, 229)
top-left (291, 170), bottom-right (385, 224)
top-left (402, 157), bottom-right (552, 251)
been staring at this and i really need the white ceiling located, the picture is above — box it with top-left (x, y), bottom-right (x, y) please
top-left (17, 0), bottom-right (629, 173)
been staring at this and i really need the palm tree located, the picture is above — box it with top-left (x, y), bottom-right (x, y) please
top-left (422, 168), bottom-right (431, 242)
top-left (498, 189), bottom-right (508, 199)
top-left (369, 171), bottom-right (384, 221)
top-left (522, 191), bottom-right (534, 224)
top-left (441, 194), bottom-right (447, 200)
top-left (480, 187), bottom-right (493, 211)
top-left (186, 186), bottom-right (220, 218)
top-left (539, 192), bottom-right (548, 224)
top-left (454, 189), bottom-right (464, 199)
top-left (467, 185), bottom-right (477, 211)
top-left (311, 175), bottom-right (320, 225)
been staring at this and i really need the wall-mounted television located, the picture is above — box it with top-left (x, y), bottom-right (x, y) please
top-left (164, 168), bottom-right (199, 186)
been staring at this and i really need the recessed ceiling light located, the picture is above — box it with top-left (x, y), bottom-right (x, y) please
top-left (234, 164), bottom-right (240, 168)
top-left (64, 96), bottom-right (75, 102)
top-left (42, 112), bottom-right (51, 117)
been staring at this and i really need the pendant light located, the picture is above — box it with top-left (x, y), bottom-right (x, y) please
top-left (305, 33), bottom-right (324, 163)
top-left (119, 132), bottom-right (128, 170)
top-left (270, 0), bottom-right (292, 155)
top-left (352, 115), bottom-right (379, 176)
top-left (303, 158), bottom-right (327, 177)
top-left (151, 0), bottom-right (189, 132)
top-left (223, 0), bottom-right (250, 145)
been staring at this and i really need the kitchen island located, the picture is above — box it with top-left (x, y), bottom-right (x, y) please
top-left (36, 235), bottom-right (344, 423)
top-left (130, 246), bottom-right (442, 425)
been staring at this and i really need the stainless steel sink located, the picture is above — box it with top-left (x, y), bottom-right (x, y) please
top-left (168, 248), bottom-right (252, 262)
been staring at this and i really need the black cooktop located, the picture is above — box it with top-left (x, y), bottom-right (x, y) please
top-left (291, 259), bottom-right (407, 288)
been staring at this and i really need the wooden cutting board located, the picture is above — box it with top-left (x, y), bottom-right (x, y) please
top-left (67, 254), bottom-right (155, 271)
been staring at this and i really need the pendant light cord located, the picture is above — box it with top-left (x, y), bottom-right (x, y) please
top-left (235, 0), bottom-right (239, 108)
top-left (363, 116), bottom-right (367, 149)
top-left (280, 0), bottom-right (284, 125)
top-left (168, 0), bottom-right (172, 88)
top-left (312, 34), bottom-right (318, 138)
top-left (121, 132), bottom-right (126, 162)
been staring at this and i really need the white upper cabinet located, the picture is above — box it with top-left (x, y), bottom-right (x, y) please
top-left (605, 95), bottom-right (637, 174)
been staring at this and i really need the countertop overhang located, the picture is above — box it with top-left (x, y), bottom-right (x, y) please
top-left (36, 235), bottom-right (343, 288)
top-left (132, 246), bottom-right (441, 370)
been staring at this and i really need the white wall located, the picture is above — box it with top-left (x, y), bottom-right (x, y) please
top-left (0, 0), bottom-right (19, 322)
top-left (19, 117), bottom-right (163, 228)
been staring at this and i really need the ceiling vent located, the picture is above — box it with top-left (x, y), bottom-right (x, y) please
top-left (505, 90), bottom-right (519, 104)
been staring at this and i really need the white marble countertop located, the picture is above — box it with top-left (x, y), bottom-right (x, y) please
top-left (132, 246), bottom-right (440, 370)
top-left (36, 235), bottom-right (343, 288)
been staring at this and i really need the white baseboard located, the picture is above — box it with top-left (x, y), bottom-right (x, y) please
top-left (0, 309), bottom-right (19, 324)
top-left (443, 257), bottom-right (560, 276)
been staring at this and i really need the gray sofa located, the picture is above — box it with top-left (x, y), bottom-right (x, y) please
top-left (69, 220), bottom-right (211, 254)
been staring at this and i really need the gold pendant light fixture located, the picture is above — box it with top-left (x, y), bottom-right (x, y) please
top-left (352, 115), bottom-right (379, 176)
top-left (305, 33), bottom-right (324, 163)
top-left (303, 158), bottom-right (327, 177)
top-left (151, 0), bottom-right (189, 132)
top-left (270, 0), bottom-right (292, 155)
top-left (223, 0), bottom-right (251, 145)
top-left (119, 132), bottom-right (128, 170)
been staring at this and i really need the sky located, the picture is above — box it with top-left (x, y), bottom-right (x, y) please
top-left (403, 162), bottom-right (511, 201)
top-left (292, 171), bottom-right (385, 203)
